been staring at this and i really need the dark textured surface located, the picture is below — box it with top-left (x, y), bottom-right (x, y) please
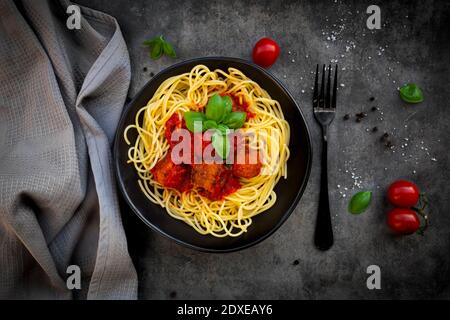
top-left (78, 0), bottom-right (450, 299)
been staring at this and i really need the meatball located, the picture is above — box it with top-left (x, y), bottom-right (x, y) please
top-left (191, 162), bottom-right (226, 194)
top-left (232, 147), bottom-right (262, 179)
top-left (151, 154), bottom-right (191, 191)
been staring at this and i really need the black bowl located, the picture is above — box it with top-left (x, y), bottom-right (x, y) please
top-left (114, 57), bottom-right (312, 252)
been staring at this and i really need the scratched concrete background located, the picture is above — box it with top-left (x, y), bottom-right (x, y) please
top-left (78, 0), bottom-right (450, 299)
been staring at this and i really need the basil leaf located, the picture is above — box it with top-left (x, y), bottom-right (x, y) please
top-left (219, 95), bottom-right (233, 122)
top-left (162, 41), bottom-right (177, 58)
top-left (212, 131), bottom-right (230, 159)
top-left (203, 120), bottom-right (218, 130)
top-left (222, 111), bottom-right (246, 129)
top-left (150, 41), bottom-right (163, 60)
top-left (142, 37), bottom-right (161, 47)
top-left (217, 124), bottom-right (229, 135)
top-left (348, 191), bottom-right (372, 214)
top-left (184, 111), bottom-right (205, 132)
top-left (142, 40), bottom-right (156, 47)
top-left (399, 83), bottom-right (424, 103)
top-left (205, 94), bottom-right (225, 122)
top-left (142, 36), bottom-right (160, 47)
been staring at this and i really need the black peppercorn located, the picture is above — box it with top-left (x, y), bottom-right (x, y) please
top-left (143, 67), bottom-right (147, 72)
top-left (369, 97), bottom-right (375, 101)
top-left (343, 114), bottom-right (350, 120)
top-left (371, 106), bottom-right (378, 112)
top-left (293, 260), bottom-right (299, 266)
top-left (150, 72), bottom-right (155, 77)
top-left (356, 112), bottom-right (367, 119)
top-left (169, 291), bottom-right (177, 298)
top-left (372, 126), bottom-right (378, 132)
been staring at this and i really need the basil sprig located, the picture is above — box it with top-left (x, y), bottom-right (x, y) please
top-left (183, 93), bottom-right (247, 159)
top-left (143, 35), bottom-right (176, 60)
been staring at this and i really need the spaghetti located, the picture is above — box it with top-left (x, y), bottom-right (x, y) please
top-left (124, 65), bottom-right (290, 237)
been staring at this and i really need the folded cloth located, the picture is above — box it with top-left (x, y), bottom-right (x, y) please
top-left (0, 0), bottom-right (137, 299)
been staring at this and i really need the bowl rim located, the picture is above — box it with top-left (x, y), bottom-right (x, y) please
top-left (113, 56), bottom-right (313, 253)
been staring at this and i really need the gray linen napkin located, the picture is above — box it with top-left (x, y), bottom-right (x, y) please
top-left (0, 0), bottom-right (137, 299)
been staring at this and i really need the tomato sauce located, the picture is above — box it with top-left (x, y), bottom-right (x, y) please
top-left (163, 164), bottom-right (192, 192)
top-left (230, 95), bottom-right (256, 119)
top-left (199, 169), bottom-right (241, 201)
top-left (152, 103), bottom-right (259, 201)
top-left (164, 113), bottom-right (182, 149)
top-left (218, 171), bottom-right (241, 198)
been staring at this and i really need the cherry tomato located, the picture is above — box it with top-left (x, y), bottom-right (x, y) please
top-left (387, 208), bottom-right (420, 235)
top-left (387, 180), bottom-right (420, 207)
top-left (252, 37), bottom-right (280, 68)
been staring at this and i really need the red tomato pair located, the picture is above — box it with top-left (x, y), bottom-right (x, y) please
top-left (386, 180), bottom-right (421, 235)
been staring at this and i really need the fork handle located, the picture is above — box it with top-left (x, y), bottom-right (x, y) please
top-left (314, 130), bottom-right (334, 250)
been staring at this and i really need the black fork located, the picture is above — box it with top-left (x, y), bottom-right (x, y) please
top-left (313, 64), bottom-right (337, 251)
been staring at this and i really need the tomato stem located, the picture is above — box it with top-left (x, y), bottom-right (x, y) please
top-left (413, 193), bottom-right (430, 235)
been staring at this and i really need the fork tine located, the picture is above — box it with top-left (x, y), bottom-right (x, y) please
top-left (313, 64), bottom-right (319, 108)
top-left (319, 65), bottom-right (325, 108)
top-left (326, 64), bottom-right (331, 108)
top-left (332, 64), bottom-right (338, 109)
